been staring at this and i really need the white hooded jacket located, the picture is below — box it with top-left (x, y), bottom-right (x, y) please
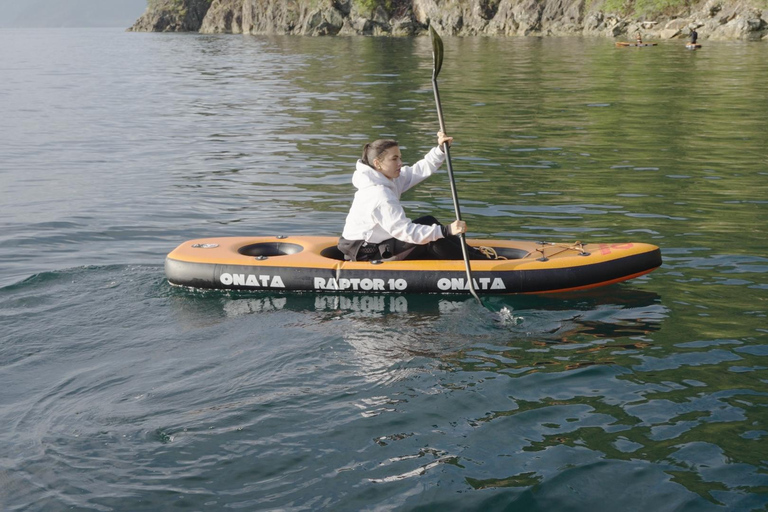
top-left (341, 146), bottom-right (447, 244)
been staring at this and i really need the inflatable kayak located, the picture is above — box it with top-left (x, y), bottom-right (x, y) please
top-left (165, 236), bottom-right (661, 295)
top-left (615, 42), bottom-right (658, 47)
top-left (686, 43), bottom-right (702, 49)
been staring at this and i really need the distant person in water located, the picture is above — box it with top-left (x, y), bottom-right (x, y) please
top-left (338, 132), bottom-right (493, 262)
top-left (636, 31), bottom-right (643, 44)
top-left (690, 28), bottom-right (698, 44)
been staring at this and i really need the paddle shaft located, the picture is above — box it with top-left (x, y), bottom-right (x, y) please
top-left (431, 73), bottom-right (482, 303)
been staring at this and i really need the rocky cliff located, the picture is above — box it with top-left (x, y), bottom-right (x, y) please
top-left (129, 0), bottom-right (768, 40)
top-left (129, 0), bottom-right (213, 31)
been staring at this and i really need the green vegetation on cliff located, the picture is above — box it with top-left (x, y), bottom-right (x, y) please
top-left (148, 0), bottom-right (186, 17)
top-left (351, 0), bottom-right (411, 16)
top-left (597, 0), bottom-right (765, 17)
top-left (600, 0), bottom-right (691, 16)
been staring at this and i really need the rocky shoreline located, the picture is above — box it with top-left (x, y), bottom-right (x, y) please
top-left (129, 0), bottom-right (768, 41)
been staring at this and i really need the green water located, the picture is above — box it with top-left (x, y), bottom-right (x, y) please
top-left (1, 30), bottom-right (767, 509)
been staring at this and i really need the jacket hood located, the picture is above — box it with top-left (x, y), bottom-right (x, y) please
top-left (352, 160), bottom-right (396, 192)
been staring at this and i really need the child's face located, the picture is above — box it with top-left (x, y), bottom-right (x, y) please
top-left (375, 147), bottom-right (403, 180)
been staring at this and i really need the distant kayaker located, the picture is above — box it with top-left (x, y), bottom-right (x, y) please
top-left (338, 132), bottom-right (493, 262)
top-left (690, 28), bottom-right (698, 44)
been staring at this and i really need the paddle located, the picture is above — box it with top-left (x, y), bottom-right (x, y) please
top-left (429, 26), bottom-right (482, 304)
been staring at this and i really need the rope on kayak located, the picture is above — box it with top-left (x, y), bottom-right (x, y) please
top-left (536, 241), bottom-right (592, 261)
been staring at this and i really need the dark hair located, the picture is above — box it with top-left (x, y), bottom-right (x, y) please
top-left (362, 139), bottom-right (399, 168)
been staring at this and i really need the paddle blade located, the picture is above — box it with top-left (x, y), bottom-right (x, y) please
top-left (429, 26), bottom-right (443, 79)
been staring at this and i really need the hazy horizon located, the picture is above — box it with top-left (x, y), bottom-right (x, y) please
top-left (0, 0), bottom-right (147, 28)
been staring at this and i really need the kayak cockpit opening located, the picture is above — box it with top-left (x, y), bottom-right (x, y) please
top-left (321, 246), bottom-right (346, 260)
top-left (238, 242), bottom-right (304, 257)
top-left (491, 247), bottom-right (529, 259)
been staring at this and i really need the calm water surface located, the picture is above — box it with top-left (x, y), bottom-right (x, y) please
top-left (1, 28), bottom-right (767, 511)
